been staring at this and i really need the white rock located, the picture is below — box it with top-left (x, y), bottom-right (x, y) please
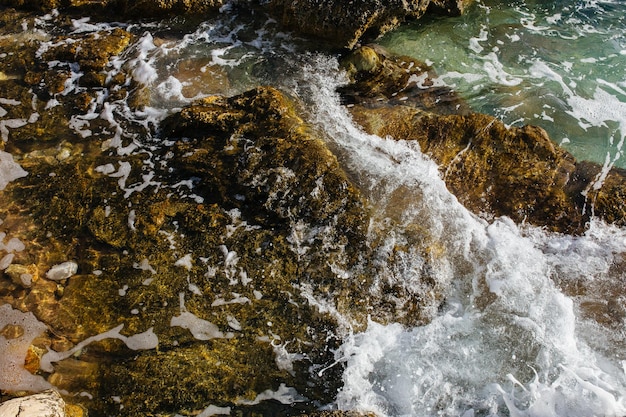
top-left (45, 261), bottom-right (78, 281)
top-left (0, 390), bottom-right (66, 417)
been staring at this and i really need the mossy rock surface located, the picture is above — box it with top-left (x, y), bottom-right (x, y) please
top-left (261, 0), bottom-right (474, 49)
top-left (1, 79), bottom-right (448, 415)
top-left (342, 45), bottom-right (626, 234)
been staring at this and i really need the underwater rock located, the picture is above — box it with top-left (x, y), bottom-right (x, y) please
top-left (40, 28), bottom-right (132, 74)
top-left (339, 45), bottom-right (469, 114)
top-left (342, 46), bottom-right (626, 234)
top-left (0, 18), bottom-right (138, 144)
top-left (428, 0), bottom-right (473, 15)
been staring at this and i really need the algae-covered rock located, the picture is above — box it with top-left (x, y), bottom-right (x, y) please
top-left (1, 83), bottom-right (447, 416)
top-left (339, 45), bottom-right (469, 114)
top-left (40, 28), bottom-right (132, 73)
top-left (259, 0), bottom-right (474, 49)
top-left (0, 14), bottom-right (137, 144)
top-left (2, 0), bottom-right (472, 49)
top-left (351, 106), bottom-right (585, 233)
top-left (341, 46), bottom-right (626, 234)
top-left (0, 0), bottom-right (224, 16)
top-left (263, 0), bottom-right (430, 50)
top-left (428, 0), bottom-right (473, 15)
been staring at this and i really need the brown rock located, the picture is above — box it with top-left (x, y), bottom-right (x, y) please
top-left (341, 46), bottom-right (626, 234)
top-left (264, 0), bottom-right (431, 49)
top-left (260, 0), bottom-right (475, 49)
top-left (339, 45), bottom-right (469, 114)
top-left (0, 0), bottom-right (224, 16)
top-left (428, 0), bottom-right (474, 15)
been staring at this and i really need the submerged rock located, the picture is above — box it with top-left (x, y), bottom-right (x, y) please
top-left (339, 45), bottom-right (469, 114)
top-left (341, 46), bottom-right (626, 234)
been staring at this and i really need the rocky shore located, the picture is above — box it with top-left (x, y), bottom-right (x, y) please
top-left (2, 1), bottom-right (626, 416)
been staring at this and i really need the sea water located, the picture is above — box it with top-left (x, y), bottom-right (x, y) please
top-left (294, 54), bottom-right (626, 417)
top-left (378, 0), bottom-right (626, 170)
top-left (1, 1), bottom-right (626, 416)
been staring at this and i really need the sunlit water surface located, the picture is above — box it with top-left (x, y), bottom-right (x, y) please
top-left (379, 0), bottom-right (626, 170)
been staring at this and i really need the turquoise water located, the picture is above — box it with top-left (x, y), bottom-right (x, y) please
top-left (379, 0), bottom-right (626, 168)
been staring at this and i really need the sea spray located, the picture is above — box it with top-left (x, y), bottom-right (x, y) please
top-left (290, 54), bottom-right (626, 416)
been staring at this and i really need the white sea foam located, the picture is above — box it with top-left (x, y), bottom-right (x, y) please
top-left (171, 292), bottom-right (232, 340)
top-left (0, 119), bottom-right (28, 142)
top-left (40, 325), bottom-right (158, 372)
top-left (0, 233), bottom-right (25, 253)
top-left (45, 261), bottom-right (78, 281)
top-left (294, 53), bottom-right (626, 417)
top-left (236, 383), bottom-right (307, 405)
top-left (0, 305), bottom-right (52, 392)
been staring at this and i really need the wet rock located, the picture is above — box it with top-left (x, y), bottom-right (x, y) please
top-left (5, 263), bottom-right (37, 287)
top-left (428, 0), bottom-right (473, 15)
top-left (259, 0), bottom-right (474, 49)
top-left (0, 19), bottom-right (138, 144)
top-left (1, 83), bottom-right (446, 416)
top-left (0, 0), bottom-right (225, 16)
top-left (341, 46), bottom-right (626, 234)
top-left (339, 45), bottom-right (469, 114)
top-left (119, 0), bottom-right (225, 18)
top-left (262, 0), bottom-right (430, 50)
top-left (41, 28), bottom-right (132, 73)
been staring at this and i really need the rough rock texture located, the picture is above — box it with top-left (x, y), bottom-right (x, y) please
top-left (339, 45), bottom-right (469, 114)
top-left (261, 0), bottom-right (474, 49)
top-left (341, 46), bottom-right (626, 234)
top-left (0, 71), bottom-right (445, 416)
top-left (1, 0), bottom-right (473, 48)
top-left (428, 0), bottom-right (472, 15)
top-left (0, 14), bottom-right (447, 414)
top-left (0, 11), bottom-right (139, 145)
top-left (0, 0), bottom-right (224, 16)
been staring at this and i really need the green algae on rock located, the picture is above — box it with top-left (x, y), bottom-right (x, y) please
top-left (0, 0), bottom-right (224, 17)
top-left (339, 44), bottom-right (469, 114)
top-left (2, 0), bottom-right (474, 50)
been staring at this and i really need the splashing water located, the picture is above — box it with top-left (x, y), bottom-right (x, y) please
top-left (291, 53), bottom-right (626, 417)
top-left (2, 2), bottom-right (626, 416)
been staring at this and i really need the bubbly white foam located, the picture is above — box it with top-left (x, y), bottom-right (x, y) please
top-left (45, 261), bottom-right (78, 281)
top-left (0, 305), bottom-right (52, 392)
top-left (292, 53), bottom-right (626, 417)
top-left (40, 325), bottom-right (158, 372)
top-left (0, 151), bottom-right (28, 190)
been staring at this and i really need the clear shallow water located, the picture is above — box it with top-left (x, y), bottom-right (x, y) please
top-left (2, 3), bottom-right (626, 416)
top-left (379, 0), bottom-right (626, 170)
